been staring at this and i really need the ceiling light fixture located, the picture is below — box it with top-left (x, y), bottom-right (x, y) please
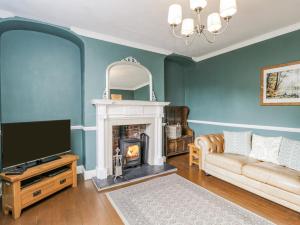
top-left (168, 0), bottom-right (237, 45)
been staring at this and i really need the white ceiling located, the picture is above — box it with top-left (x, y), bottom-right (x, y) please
top-left (1, 0), bottom-right (300, 60)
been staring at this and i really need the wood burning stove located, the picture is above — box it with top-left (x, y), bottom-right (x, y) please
top-left (119, 133), bottom-right (149, 169)
top-left (119, 138), bottom-right (142, 168)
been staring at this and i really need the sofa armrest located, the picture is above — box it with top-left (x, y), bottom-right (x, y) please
top-left (195, 134), bottom-right (224, 154)
top-left (195, 134), bottom-right (224, 170)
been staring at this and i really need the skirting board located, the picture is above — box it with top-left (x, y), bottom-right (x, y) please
top-left (77, 165), bottom-right (85, 174)
top-left (77, 165), bottom-right (96, 180)
top-left (83, 169), bottom-right (97, 180)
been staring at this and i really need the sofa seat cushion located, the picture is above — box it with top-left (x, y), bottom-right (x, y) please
top-left (242, 162), bottom-right (300, 195)
top-left (205, 153), bottom-right (259, 175)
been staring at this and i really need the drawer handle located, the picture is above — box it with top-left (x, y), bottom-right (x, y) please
top-left (60, 179), bottom-right (66, 184)
top-left (33, 190), bottom-right (41, 197)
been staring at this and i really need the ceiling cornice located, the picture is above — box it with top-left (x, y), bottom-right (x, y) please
top-left (192, 22), bottom-right (300, 62)
top-left (70, 26), bottom-right (173, 56)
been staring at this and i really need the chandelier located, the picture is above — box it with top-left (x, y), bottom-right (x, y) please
top-left (168, 0), bottom-right (237, 45)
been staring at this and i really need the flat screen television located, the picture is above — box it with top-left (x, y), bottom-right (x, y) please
top-left (1, 120), bottom-right (71, 170)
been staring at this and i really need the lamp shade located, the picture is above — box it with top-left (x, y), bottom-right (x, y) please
top-left (168, 4), bottom-right (182, 25)
top-left (181, 18), bottom-right (194, 36)
top-left (190, 0), bottom-right (207, 10)
top-left (207, 13), bottom-right (222, 33)
top-left (220, 0), bottom-right (237, 18)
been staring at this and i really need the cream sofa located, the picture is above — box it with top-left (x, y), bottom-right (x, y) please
top-left (195, 134), bottom-right (300, 212)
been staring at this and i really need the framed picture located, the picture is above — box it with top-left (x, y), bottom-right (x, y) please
top-left (260, 61), bottom-right (300, 105)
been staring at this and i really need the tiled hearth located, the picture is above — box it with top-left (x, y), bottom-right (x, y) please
top-left (92, 164), bottom-right (177, 191)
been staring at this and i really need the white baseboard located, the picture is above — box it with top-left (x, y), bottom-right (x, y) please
top-left (77, 165), bottom-right (97, 180)
top-left (77, 165), bottom-right (84, 174)
top-left (83, 169), bottom-right (97, 180)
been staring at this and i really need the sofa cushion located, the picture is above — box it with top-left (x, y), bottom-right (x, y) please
top-left (278, 137), bottom-right (300, 171)
top-left (242, 162), bottom-right (300, 195)
top-left (223, 131), bottom-right (252, 156)
top-left (206, 153), bottom-right (258, 175)
top-left (249, 134), bottom-right (282, 164)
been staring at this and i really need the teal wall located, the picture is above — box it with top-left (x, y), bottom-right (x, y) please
top-left (134, 85), bottom-right (149, 101)
top-left (0, 27), bottom-right (84, 166)
top-left (2, 17), bottom-right (299, 171)
top-left (185, 30), bottom-right (300, 140)
top-left (82, 36), bottom-right (165, 126)
top-left (164, 56), bottom-right (194, 106)
top-left (1, 30), bottom-right (82, 124)
top-left (0, 18), bottom-right (167, 170)
top-left (82, 36), bottom-right (165, 169)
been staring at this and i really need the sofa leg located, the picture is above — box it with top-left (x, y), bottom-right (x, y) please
top-left (204, 172), bottom-right (210, 176)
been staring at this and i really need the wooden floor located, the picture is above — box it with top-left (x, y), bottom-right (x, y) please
top-left (1, 154), bottom-right (300, 225)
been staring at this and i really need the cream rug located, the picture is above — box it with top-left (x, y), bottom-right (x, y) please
top-left (106, 174), bottom-right (274, 225)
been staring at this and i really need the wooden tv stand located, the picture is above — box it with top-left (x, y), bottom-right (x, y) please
top-left (0, 154), bottom-right (79, 219)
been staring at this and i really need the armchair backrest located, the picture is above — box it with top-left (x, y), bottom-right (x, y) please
top-left (164, 106), bottom-right (189, 125)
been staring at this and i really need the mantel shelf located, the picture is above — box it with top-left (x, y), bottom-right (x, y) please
top-left (91, 99), bottom-right (170, 106)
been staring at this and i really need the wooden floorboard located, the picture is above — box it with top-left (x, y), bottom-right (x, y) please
top-left (1, 154), bottom-right (299, 225)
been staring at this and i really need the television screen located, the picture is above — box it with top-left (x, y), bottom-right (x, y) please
top-left (1, 120), bottom-right (71, 169)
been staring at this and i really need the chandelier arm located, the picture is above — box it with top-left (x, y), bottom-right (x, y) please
top-left (201, 31), bottom-right (216, 44)
top-left (213, 20), bottom-right (230, 35)
top-left (185, 33), bottom-right (197, 46)
top-left (171, 25), bottom-right (197, 46)
top-left (171, 26), bottom-right (185, 39)
top-left (202, 20), bottom-right (229, 35)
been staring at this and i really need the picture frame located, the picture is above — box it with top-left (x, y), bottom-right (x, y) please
top-left (260, 61), bottom-right (300, 106)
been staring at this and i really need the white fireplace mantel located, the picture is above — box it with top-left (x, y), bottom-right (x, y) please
top-left (92, 99), bottom-right (170, 179)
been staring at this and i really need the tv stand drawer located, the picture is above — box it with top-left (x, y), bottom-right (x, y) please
top-left (21, 171), bottom-right (73, 208)
top-left (54, 173), bottom-right (73, 189)
top-left (21, 181), bottom-right (55, 207)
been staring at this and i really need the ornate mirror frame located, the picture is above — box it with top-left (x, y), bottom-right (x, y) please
top-left (104, 57), bottom-right (156, 101)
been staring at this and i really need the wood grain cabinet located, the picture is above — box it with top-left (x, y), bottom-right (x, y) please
top-left (164, 106), bottom-right (194, 158)
top-left (0, 154), bottom-right (78, 219)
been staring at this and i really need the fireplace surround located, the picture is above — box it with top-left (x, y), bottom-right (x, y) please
top-left (92, 99), bottom-right (170, 179)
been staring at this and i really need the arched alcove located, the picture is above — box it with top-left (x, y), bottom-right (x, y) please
top-left (0, 18), bottom-right (85, 165)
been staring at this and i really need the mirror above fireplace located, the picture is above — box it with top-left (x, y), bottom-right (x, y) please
top-left (104, 57), bottom-right (155, 101)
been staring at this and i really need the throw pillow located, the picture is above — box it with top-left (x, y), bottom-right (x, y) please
top-left (223, 131), bottom-right (252, 156)
top-left (250, 134), bottom-right (282, 164)
top-left (278, 137), bottom-right (300, 171)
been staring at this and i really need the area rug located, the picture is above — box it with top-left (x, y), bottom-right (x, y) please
top-left (106, 174), bottom-right (274, 225)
